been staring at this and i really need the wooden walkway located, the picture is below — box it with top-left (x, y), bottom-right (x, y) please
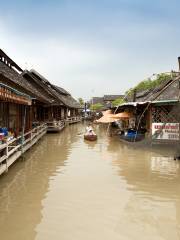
top-left (47, 120), bottom-right (65, 133)
top-left (66, 116), bottom-right (82, 125)
top-left (0, 124), bottom-right (47, 176)
top-left (0, 117), bottom-right (82, 176)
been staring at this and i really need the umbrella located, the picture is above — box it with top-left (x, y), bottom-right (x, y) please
top-left (110, 112), bottom-right (132, 119)
top-left (102, 110), bottom-right (113, 116)
top-left (96, 115), bottom-right (119, 123)
top-left (96, 109), bottom-right (122, 123)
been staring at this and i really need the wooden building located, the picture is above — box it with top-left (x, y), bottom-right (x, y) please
top-left (0, 50), bottom-right (47, 175)
top-left (115, 74), bottom-right (180, 143)
top-left (22, 69), bottom-right (81, 132)
top-left (149, 76), bottom-right (180, 143)
top-left (91, 95), bottom-right (125, 110)
top-left (0, 50), bottom-right (50, 133)
top-left (0, 48), bottom-right (81, 175)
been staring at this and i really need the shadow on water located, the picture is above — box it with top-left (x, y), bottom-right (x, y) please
top-left (105, 133), bottom-right (180, 239)
top-left (0, 123), bottom-right (180, 240)
top-left (0, 124), bottom-right (80, 240)
top-left (83, 139), bottom-right (97, 149)
top-left (106, 135), bottom-right (180, 195)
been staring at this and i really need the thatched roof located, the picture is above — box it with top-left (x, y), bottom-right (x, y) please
top-left (0, 50), bottom-right (81, 108)
top-left (29, 70), bottom-right (81, 109)
top-left (52, 85), bottom-right (81, 109)
top-left (0, 49), bottom-right (23, 72)
top-left (124, 74), bottom-right (180, 106)
top-left (0, 49), bottom-right (51, 103)
top-left (29, 70), bottom-right (68, 106)
top-left (22, 70), bottom-right (59, 105)
top-left (0, 61), bottom-right (49, 103)
top-left (151, 75), bottom-right (180, 102)
top-left (54, 85), bottom-right (70, 95)
top-left (127, 78), bottom-right (175, 102)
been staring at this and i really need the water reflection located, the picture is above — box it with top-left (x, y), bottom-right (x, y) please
top-left (0, 124), bottom-right (79, 240)
top-left (84, 140), bottom-right (97, 149)
top-left (108, 139), bottom-right (180, 199)
top-left (0, 123), bottom-right (180, 239)
top-left (107, 136), bottom-right (180, 239)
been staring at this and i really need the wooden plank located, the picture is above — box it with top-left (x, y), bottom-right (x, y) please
top-left (0, 143), bottom-right (7, 150)
top-left (7, 145), bottom-right (21, 157)
top-left (0, 155), bottom-right (7, 163)
top-left (0, 164), bottom-right (7, 175)
top-left (7, 151), bottom-right (21, 168)
top-left (0, 123), bottom-right (47, 176)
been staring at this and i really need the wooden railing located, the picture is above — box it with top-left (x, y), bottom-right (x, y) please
top-left (66, 116), bottom-right (82, 124)
top-left (46, 120), bottom-right (65, 132)
top-left (0, 123), bottom-right (47, 175)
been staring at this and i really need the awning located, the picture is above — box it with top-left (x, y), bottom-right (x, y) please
top-left (96, 115), bottom-right (118, 123)
top-left (102, 110), bottom-right (113, 115)
top-left (117, 101), bottom-right (149, 107)
top-left (110, 112), bottom-right (133, 119)
top-left (96, 110), bottom-right (119, 123)
top-left (151, 100), bottom-right (179, 105)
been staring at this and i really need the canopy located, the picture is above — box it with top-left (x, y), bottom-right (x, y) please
top-left (116, 101), bottom-right (149, 107)
top-left (110, 112), bottom-right (132, 119)
top-left (102, 110), bottom-right (113, 115)
top-left (96, 115), bottom-right (118, 123)
top-left (96, 110), bottom-right (119, 123)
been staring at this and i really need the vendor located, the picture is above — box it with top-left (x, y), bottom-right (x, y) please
top-left (86, 124), bottom-right (93, 132)
top-left (86, 124), bottom-right (95, 135)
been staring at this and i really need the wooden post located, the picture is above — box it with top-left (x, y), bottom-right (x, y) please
top-left (5, 143), bottom-right (8, 172)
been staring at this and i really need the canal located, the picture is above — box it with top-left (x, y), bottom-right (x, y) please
top-left (0, 123), bottom-right (180, 240)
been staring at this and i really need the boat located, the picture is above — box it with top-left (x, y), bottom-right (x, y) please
top-left (84, 134), bottom-right (97, 141)
top-left (119, 129), bottom-right (145, 142)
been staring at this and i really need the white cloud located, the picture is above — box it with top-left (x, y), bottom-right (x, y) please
top-left (0, 15), bottom-right (179, 101)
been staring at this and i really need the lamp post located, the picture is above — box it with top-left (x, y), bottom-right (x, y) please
top-left (84, 102), bottom-right (87, 117)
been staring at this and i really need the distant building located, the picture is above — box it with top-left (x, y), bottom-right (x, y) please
top-left (103, 95), bottom-right (124, 103)
top-left (91, 97), bottom-right (104, 105)
top-left (90, 94), bottom-right (125, 109)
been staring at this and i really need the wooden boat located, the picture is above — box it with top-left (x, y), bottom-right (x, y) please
top-left (84, 134), bottom-right (97, 141)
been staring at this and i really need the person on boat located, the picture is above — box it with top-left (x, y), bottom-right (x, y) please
top-left (88, 129), bottom-right (95, 135)
top-left (86, 124), bottom-right (95, 135)
top-left (86, 124), bottom-right (92, 132)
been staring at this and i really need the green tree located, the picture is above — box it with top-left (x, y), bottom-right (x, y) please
top-left (126, 73), bottom-right (173, 96)
top-left (112, 97), bottom-right (126, 107)
top-left (90, 103), bottom-right (104, 111)
top-left (78, 98), bottom-right (84, 106)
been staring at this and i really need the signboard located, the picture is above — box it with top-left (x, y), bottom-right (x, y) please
top-left (152, 123), bottom-right (179, 140)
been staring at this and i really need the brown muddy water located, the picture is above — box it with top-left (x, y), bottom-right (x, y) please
top-left (0, 123), bottom-right (180, 240)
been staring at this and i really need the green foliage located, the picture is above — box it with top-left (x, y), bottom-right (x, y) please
top-left (126, 73), bottom-right (173, 96)
top-left (112, 97), bottom-right (126, 107)
top-left (78, 98), bottom-right (84, 105)
top-left (90, 103), bottom-right (104, 111)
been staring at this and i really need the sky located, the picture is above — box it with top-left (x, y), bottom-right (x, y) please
top-left (0, 0), bottom-right (180, 100)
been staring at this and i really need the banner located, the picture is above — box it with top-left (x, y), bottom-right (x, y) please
top-left (152, 123), bottom-right (179, 140)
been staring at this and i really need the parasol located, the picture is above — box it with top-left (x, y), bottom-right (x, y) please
top-left (110, 112), bottom-right (132, 119)
top-left (96, 110), bottom-right (119, 123)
